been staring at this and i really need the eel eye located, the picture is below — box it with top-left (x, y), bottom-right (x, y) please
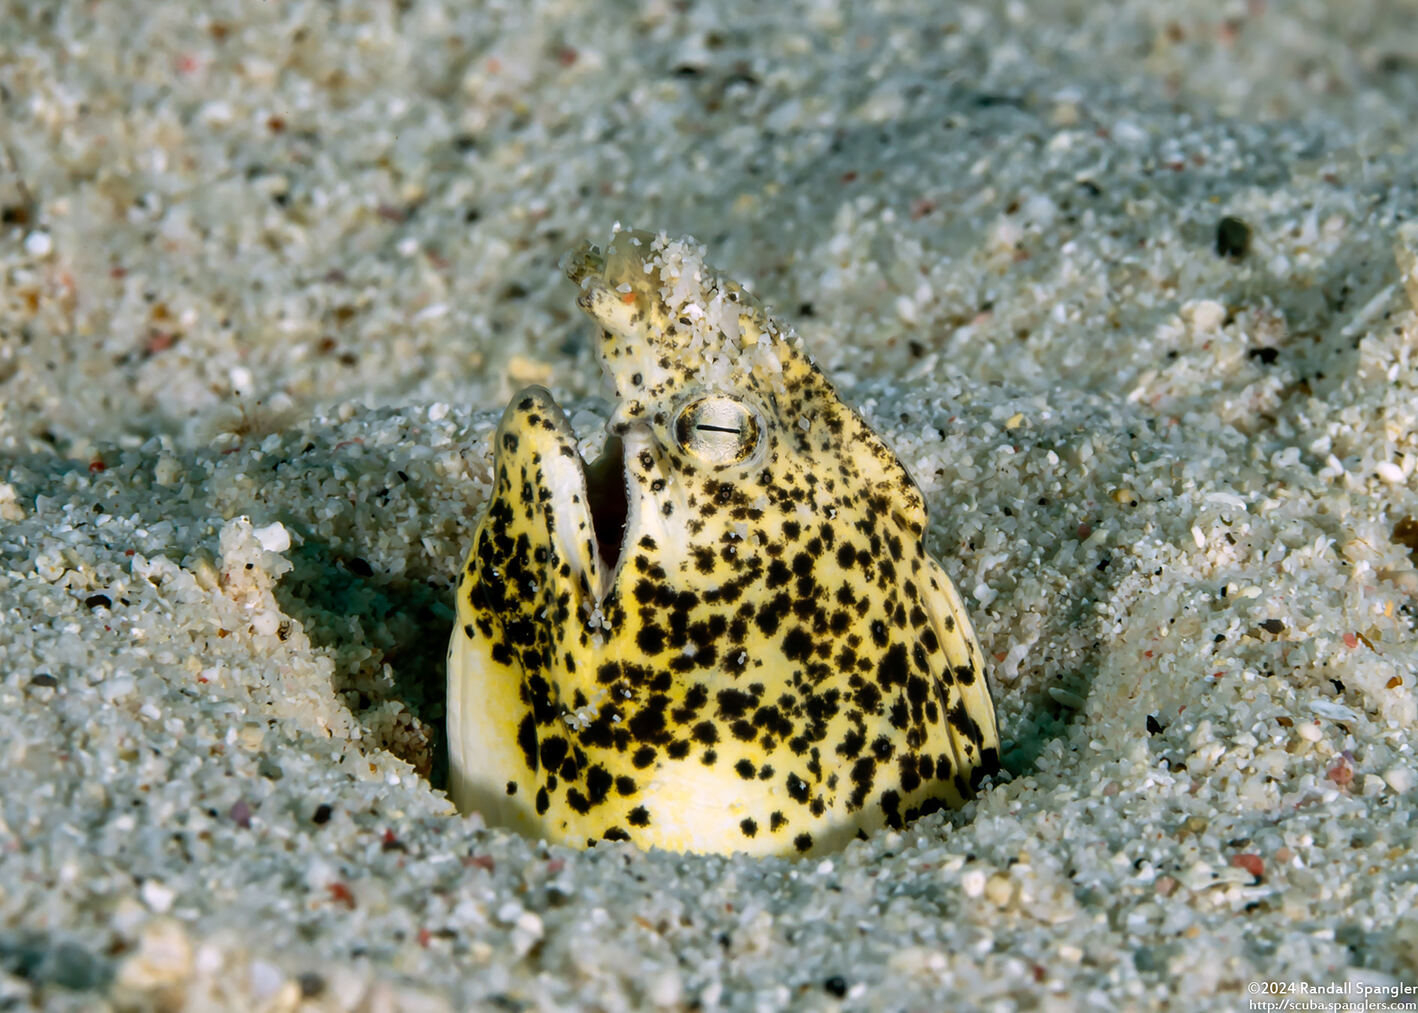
top-left (672, 395), bottom-right (762, 465)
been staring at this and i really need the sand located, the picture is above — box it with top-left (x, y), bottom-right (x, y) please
top-left (3, 1), bottom-right (1418, 1009)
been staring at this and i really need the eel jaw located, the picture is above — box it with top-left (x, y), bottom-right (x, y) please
top-left (505, 386), bottom-right (635, 605)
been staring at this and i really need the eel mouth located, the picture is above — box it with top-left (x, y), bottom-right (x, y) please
top-left (582, 433), bottom-right (628, 582)
top-left (516, 386), bottom-right (633, 603)
top-left (495, 385), bottom-right (635, 605)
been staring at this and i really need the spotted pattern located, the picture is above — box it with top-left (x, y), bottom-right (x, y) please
top-left (446, 229), bottom-right (999, 857)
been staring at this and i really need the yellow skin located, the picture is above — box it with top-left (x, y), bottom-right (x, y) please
top-left (447, 229), bottom-right (999, 857)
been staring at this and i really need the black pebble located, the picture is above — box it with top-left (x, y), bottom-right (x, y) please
top-left (1215, 216), bottom-right (1252, 260)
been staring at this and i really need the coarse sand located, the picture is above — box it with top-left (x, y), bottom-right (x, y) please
top-left (3, 2), bottom-right (1418, 1009)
